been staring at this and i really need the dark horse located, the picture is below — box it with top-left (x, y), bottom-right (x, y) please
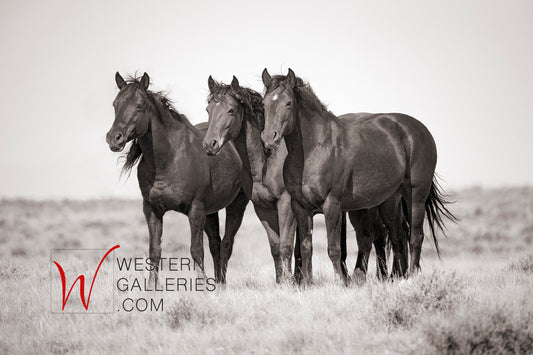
top-left (201, 76), bottom-right (401, 283)
top-left (106, 72), bottom-right (249, 284)
top-left (202, 75), bottom-right (298, 282)
top-left (261, 69), bottom-right (456, 285)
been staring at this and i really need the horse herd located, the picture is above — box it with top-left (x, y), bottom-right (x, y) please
top-left (106, 69), bottom-right (456, 287)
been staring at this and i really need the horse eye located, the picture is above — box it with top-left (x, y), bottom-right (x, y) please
top-left (136, 104), bottom-right (143, 110)
top-left (286, 101), bottom-right (292, 107)
top-left (228, 108), bottom-right (234, 114)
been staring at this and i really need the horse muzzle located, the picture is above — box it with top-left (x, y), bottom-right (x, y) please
top-left (202, 137), bottom-right (224, 156)
top-left (106, 131), bottom-right (126, 152)
top-left (261, 130), bottom-right (282, 150)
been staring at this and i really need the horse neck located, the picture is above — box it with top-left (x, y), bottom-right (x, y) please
top-left (233, 115), bottom-right (265, 182)
top-left (285, 104), bottom-right (337, 159)
top-left (138, 109), bottom-right (197, 175)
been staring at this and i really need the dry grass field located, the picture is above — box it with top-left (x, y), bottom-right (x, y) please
top-left (0, 186), bottom-right (532, 354)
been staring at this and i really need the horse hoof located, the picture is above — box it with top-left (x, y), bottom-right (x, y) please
top-left (408, 266), bottom-right (421, 277)
top-left (293, 271), bottom-right (303, 285)
top-left (278, 274), bottom-right (292, 285)
top-left (376, 272), bottom-right (388, 282)
top-left (352, 269), bottom-right (366, 286)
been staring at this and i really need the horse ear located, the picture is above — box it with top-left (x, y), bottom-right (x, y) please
top-left (286, 68), bottom-right (296, 87)
top-left (231, 76), bottom-right (240, 90)
top-left (115, 72), bottom-right (126, 89)
top-left (262, 68), bottom-right (271, 87)
top-left (208, 75), bottom-right (216, 93)
top-left (140, 73), bottom-right (150, 91)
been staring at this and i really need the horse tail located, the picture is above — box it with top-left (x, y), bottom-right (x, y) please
top-left (425, 175), bottom-right (458, 257)
top-left (120, 139), bottom-right (143, 179)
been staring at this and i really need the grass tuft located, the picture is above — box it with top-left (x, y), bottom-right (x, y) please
top-left (507, 254), bottom-right (533, 274)
top-left (0, 261), bottom-right (28, 279)
top-left (423, 305), bottom-right (533, 354)
top-left (167, 295), bottom-right (221, 329)
top-left (370, 271), bottom-right (465, 328)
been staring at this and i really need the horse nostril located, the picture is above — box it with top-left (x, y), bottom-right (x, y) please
top-left (210, 140), bottom-right (218, 148)
top-left (272, 131), bottom-right (278, 140)
top-left (115, 133), bottom-right (123, 142)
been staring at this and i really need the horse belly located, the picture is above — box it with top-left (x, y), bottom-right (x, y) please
top-left (341, 162), bottom-right (403, 210)
top-left (204, 180), bottom-right (241, 214)
top-left (205, 193), bottom-right (239, 214)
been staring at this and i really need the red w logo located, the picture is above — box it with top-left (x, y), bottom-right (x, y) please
top-left (53, 245), bottom-right (120, 311)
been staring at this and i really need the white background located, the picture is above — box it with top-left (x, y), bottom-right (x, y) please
top-left (1, 0), bottom-right (532, 198)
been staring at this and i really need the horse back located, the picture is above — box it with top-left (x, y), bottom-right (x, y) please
top-left (361, 113), bottom-right (437, 187)
top-left (340, 112), bottom-right (437, 198)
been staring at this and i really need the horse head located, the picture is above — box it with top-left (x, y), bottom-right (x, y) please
top-left (106, 72), bottom-right (152, 152)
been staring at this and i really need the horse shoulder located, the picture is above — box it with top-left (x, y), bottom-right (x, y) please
top-left (136, 159), bottom-right (153, 202)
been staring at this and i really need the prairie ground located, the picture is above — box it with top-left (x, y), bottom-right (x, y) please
top-left (0, 186), bottom-right (532, 354)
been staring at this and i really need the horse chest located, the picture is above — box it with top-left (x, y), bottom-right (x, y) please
top-left (148, 181), bottom-right (191, 213)
top-left (284, 166), bottom-right (327, 209)
top-left (138, 169), bottom-right (195, 214)
top-left (137, 156), bottom-right (197, 211)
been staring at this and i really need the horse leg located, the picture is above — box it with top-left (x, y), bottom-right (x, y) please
top-left (143, 200), bottom-right (163, 287)
top-left (341, 212), bottom-right (348, 280)
top-left (349, 210), bottom-right (372, 285)
top-left (399, 184), bottom-right (412, 276)
top-left (379, 197), bottom-right (407, 278)
top-left (220, 189), bottom-right (248, 284)
top-left (204, 213), bottom-right (221, 283)
top-left (408, 177), bottom-right (434, 274)
top-left (372, 210), bottom-right (388, 280)
top-left (395, 209), bottom-right (410, 276)
top-left (323, 198), bottom-right (348, 285)
top-left (254, 205), bottom-right (283, 283)
top-left (409, 201), bottom-right (426, 275)
top-left (188, 200), bottom-right (207, 279)
top-left (277, 191), bottom-right (297, 282)
top-left (291, 199), bottom-right (314, 286)
top-left (293, 227), bottom-right (302, 283)
top-left (294, 213), bottom-right (320, 284)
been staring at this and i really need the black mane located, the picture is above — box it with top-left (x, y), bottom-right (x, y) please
top-left (265, 74), bottom-right (335, 118)
top-left (122, 75), bottom-right (196, 130)
top-left (119, 75), bottom-right (197, 177)
top-left (208, 79), bottom-right (265, 129)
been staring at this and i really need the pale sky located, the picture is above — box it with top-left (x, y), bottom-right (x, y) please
top-left (1, 0), bottom-right (532, 198)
